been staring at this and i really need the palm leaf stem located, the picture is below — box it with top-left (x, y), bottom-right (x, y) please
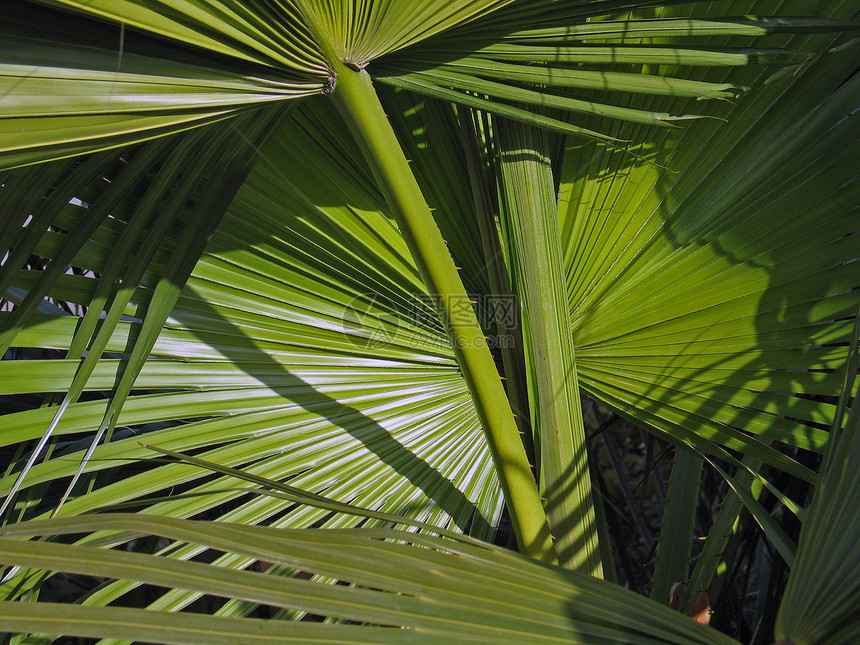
top-left (496, 114), bottom-right (601, 574)
top-left (681, 458), bottom-right (755, 613)
top-left (650, 445), bottom-right (703, 605)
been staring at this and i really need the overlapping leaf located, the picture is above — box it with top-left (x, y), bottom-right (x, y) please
top-left (0, 513), bottom-right (739, 645)
top-left (0, 2), bottom-right (327, 168)
top-left (559, 3), bottom-right (860, 487)
top-left (0, 93), bottom-right (505, 622)
top-left (374, 5), bottom-right (860, 141)
top-left (9, 0), bottom-right (856, 169)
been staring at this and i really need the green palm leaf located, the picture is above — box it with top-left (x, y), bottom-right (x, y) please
top-left (560, 5), bottom-right (860, 486)
top-left (0, 3), bottom-right (326, 168)
top-left (0, 512), bottom-right (738, 645)
top-left (8, 1), bottom-right (856, 168)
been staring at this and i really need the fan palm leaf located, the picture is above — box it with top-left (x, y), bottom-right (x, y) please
top-left (560, 5), bottom-right (859, 491)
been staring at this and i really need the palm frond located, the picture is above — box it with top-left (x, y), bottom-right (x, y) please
top-left (559, 7), bottom-right (860, 485)
top-left (495, 114), bottom-right (601, 573)
top-left (0, 3), bottom-right (325, 168)
top-left (0, 512), bottom-right (739, 645)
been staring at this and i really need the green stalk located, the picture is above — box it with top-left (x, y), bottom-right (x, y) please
top-left (651, 445), bottom-right (703, 605)
top-left (682, 456), bottom-right (755, 612)
top-left (299, 24), bottom-right (555, 561)
top-left (496, 115), bottom-right (602, 575)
